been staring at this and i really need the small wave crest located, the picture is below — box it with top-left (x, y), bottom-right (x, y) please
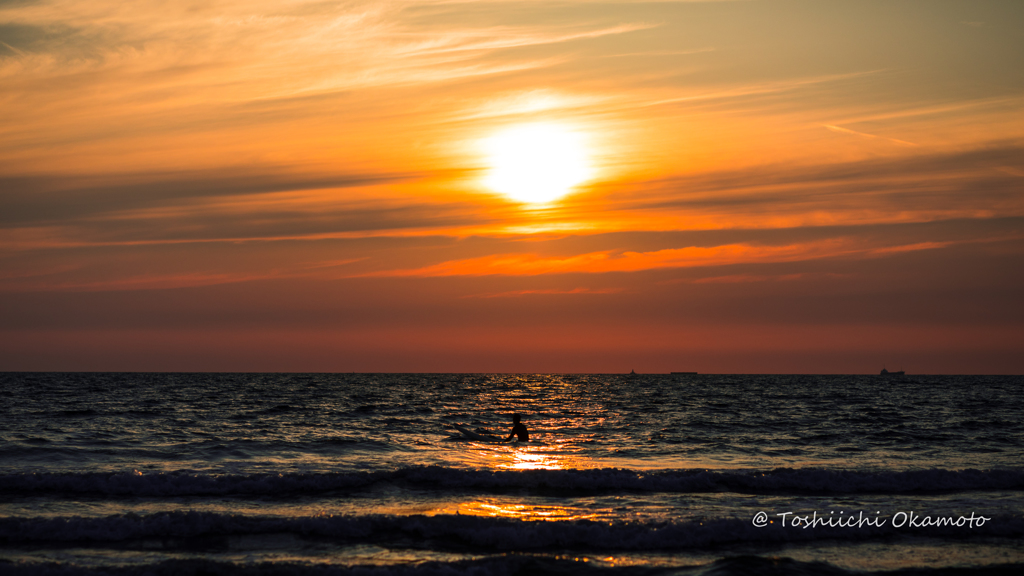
top-left (1, 466), bottom-right (1022, 497)
top-left (1, 511), bottom-right (1022, 550)
top-left (4, 556), bottom-right (1024, 576)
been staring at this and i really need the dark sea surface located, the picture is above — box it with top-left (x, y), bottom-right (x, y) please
top-left (0, 373), bottom-right (1022, 575)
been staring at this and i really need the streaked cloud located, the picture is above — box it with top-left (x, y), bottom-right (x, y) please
top-left (0, 169), bottom-right (408, 227)
top-left (823, 124), bottom-right (918, 147)
top-left (362, 238), bottom-right (959, 278)
top-left (464, 287), bottom-right (623, 298)
top-left (690, 272), bottom-right (846, 284)
top-left (576, 143), bottom-right (1024, 230)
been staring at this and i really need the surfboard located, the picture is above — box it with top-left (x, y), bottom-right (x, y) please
top-left (454, 424), bottom-right (503, 442)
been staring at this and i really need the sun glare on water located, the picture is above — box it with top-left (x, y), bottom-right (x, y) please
top-left (483, 123), bottom-right (592, 204)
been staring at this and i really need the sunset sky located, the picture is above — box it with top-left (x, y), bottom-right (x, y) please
top-left (2, 0), bottom-right (1022, 373)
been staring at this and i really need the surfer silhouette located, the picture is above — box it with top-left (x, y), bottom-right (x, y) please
top-left (505, 413), bottom-right (529, 442)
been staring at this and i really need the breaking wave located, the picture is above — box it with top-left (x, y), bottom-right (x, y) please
top-left (1, 466), bottom-right (1022, 497)
top-left (3, 555), bottom-right (1024, 576)
top-left (1, 510), bottom-right (1022, 549)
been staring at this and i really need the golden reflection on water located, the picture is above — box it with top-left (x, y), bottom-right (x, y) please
top-left (439, 433), bottom-right (606, 521)
top-left (437, 499), bottom-right (601, 522)
top-left (461, 434), bottom-right (591, 471)
top-left (504, 446), bottom-right (561, 471)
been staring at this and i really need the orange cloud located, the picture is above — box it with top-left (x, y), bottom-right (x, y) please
top-left (362, 238), bottom-right (952, 277)
top-left (463, 287), bottom-right (623, 298)
top-left (692, 273), bottom-right (818, 284)
top-left (868, 241), bottom-right (955, 255)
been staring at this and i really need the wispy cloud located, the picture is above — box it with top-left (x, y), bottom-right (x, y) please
top-left (395, 23), bottom-right (657, 56)
top-left (360, 238), bottom-right (955, 278)
top-left (0, 1), bottom-right (653, 101)
top-left (0, 169), bottom-right (408, 227)
top-left (463, 287), bottom-right (623, 298)
top-left (642, 70), bottom-right (885, 109)
top-left (572, 143), bottom-right (1024, 229)
top-left (690, 272), bottom-right (846, 284)
top-left (0, 166), bottom-right (503, 249)
top-left (823, 124), bottom-right (918, 147)
top-left (602, 48), bottom-right (715, 58)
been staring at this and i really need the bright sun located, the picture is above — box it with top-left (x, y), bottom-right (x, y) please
top-left (483, 123), bottom-right (591, 204)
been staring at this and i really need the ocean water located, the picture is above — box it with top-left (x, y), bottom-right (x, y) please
top-left (0, 372), bottom-right (1022, 575)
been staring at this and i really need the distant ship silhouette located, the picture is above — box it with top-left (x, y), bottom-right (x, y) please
top-left (879, 368), bottom-right (905, 376)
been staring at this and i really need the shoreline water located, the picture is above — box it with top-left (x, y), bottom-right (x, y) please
top-left (1, 373), bottom-right (1021, 574)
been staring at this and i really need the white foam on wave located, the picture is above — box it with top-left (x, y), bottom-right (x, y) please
top-left (1, 466), bottom-right (1022, 497)
top-left (1, 510), bottom-right (1022, 549)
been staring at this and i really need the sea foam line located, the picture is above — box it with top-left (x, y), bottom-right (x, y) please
top-left (1, 511), bottom-right (1022, 549)
top-left (4, 555), bottom-right (1023, 576)
top-left (1, 466), bottom-right (1022, 497)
